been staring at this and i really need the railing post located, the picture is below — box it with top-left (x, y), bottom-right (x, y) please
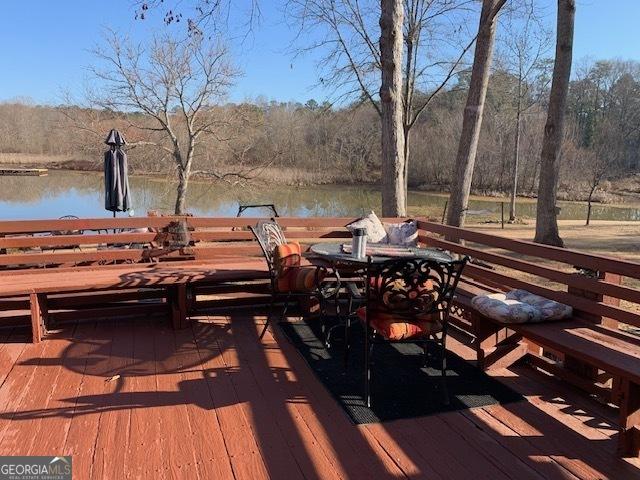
top-left (563, 269), bottom-right (623, 384)
top-left (568, 269), bottom-right (621, 329)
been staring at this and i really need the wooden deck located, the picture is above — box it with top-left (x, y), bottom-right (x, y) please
top-left (0, 312), bottom-right (639, 479)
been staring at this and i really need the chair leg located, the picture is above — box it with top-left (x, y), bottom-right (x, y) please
top-left (280, 295), bottom-right (290, 322)
top-left (318, 293), bottom-right (327, 338)
top-left (364, 328), bottom-right (370, 407)
top-left (365, 330), bottom-right (374, 408)
top-left (343, 292), bottom-right (354, 367)
top-left (440, 333), bottom-right (450, 405)
top-left (343, 315), bottom-right (351, 368)
top-left (422, 340), bottom-right (429, 367)
top-left (324, 293), bottom-right (338, 348)
top-left (259, 294), bottom-right (276, 340)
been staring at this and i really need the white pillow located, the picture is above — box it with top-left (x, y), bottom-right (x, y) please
top-left (347, 211), bottom-right (388, 243)
top-left (471, 290), bottom-right (573, 324)
top-left (471, 293), bottom-right (542, 324)
top-left (384, 220), bottom-right (418, 246)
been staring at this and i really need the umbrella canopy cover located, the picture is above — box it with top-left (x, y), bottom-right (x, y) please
top-left (104, 146), bottom-right (131, 212)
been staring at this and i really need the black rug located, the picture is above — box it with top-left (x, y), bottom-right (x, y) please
top-left (280, 319), bottom-right (523, 424)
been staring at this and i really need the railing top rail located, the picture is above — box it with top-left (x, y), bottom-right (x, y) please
top-left (418, 220), bottom-right (640, 281)
top-left (0, 217), bottom-right (183, 234)
top-left (0, 216), bottom-right (414, 234)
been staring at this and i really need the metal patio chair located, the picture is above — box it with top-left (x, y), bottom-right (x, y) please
top-left (356, 256), bottom-right (468, 407)
top-left (250, 218), bottom-right (339, 340)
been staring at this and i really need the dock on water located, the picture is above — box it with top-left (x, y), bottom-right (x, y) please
top-left (0, 167), bottom-right (48, 176)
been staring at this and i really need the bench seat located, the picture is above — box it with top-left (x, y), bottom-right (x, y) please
top-left (0, 260), bottom-right (269, 296)
top-left (453, 280), bottom-right (640, 457)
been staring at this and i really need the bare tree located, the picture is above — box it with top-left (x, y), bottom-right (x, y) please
top-left (582, 118), bottom-right (620, 225)
top-left (496, 1), bottom-right (552, 221)
top-left (288, 0), bottom-right (476, 215)
top-left (446, 0), bottom-right (506, 227)
top-left (91, 32), bottom-right (240, 214)
top-left (583, 152), bottom-right (609, 226)
top-left (534, 0), bottom-right (575, 246)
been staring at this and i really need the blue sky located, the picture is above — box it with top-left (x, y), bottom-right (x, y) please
top-left (0, 0), bottom-right (639, 105)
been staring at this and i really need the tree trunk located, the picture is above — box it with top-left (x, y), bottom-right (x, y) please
top-left (174, 148), bottom-right (193, 215)
top-left (534, 0), bottom-right (575, 246)
top-left (509, 109), bottom-right (522, 221)
top-left (380, 0), bottom-right (406, 217)
top-left (402, 30), bottom-right (414, 213)
top-left (175, 167), bottom-right (189, 214)
top-left (404, 126), bottom-right (410, 208)
top-left (446, 0), bottom-right (502, 227)
top-left (586, 184), bottom-right (597, 226)
top-left (530, 160), bottom-right (539, 192)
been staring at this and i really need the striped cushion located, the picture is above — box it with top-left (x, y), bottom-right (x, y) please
top-left (274, 242), bottom-right (324, 292)
top-left (357, 307), bottom-right (443, 340)
top-left (274, 242), bottom-right (302, 272)
top-left (277, 266), bottom-right (321, 292)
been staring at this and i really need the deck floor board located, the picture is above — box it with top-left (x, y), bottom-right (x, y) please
top-left (0, 312), bottom-right (638, 479)
top-left (90, 320), bottom-right (135, 480)
top-left (28, 322), bottom-right (93, 457)
top-left (1, 327), bottom-right (75, 455)
top-left (222, 317), bottom-right (340, 480)
top-left (62, 321), bottom-right (116, 480)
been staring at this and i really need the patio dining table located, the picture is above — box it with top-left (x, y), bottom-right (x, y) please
top-left (306, 242), bottom-right (455, 331)
top-left (308, 242), bottom-right (454, 268)
top-left (306, 242), bottom-right (458, 364)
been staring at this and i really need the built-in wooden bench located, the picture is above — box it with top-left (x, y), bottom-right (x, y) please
top-left (417, 220), bottom-right (640, 457)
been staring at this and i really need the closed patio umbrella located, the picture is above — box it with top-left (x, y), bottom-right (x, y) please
top-left (104, 129), bottom-right (131, 217)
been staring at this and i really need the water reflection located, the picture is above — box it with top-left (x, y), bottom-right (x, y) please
top-left (0, 170), bottom-right (639, 221)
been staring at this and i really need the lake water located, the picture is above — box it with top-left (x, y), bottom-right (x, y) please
top-left (1, 170), bottom-right (639, 221)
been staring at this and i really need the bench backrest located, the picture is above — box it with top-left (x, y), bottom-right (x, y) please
top-left (0, 216), bottom-right (415, 270)
top-left (417, 220), bottom-right (640, 330)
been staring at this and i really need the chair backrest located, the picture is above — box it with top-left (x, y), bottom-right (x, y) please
top-left (249, 219), bottom-right (287, 275)
top-left (366, 257), bottom-right (468, 320)
top-left (237, 203), bottom-right (279, 218)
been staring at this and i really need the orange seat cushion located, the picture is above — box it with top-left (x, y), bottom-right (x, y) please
top-left (277, 266), bottom-right (322, 293)
top-left (274, 242), bottom-right (325, 293)
top-left (357, 307), bottom-right (443, 341)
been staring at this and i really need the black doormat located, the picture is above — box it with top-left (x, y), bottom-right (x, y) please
top-left (279, 319), bottom-right (523, 424)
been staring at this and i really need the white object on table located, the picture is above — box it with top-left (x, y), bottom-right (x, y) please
top-left (351, 227), bottom-right (367, 259)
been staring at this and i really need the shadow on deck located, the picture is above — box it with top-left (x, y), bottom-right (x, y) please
top-left (0, 311), bottom-right (638, 479)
